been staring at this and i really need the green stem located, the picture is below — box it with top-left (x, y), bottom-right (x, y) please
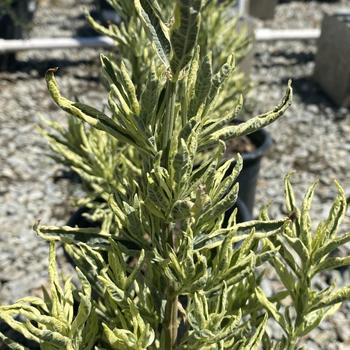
top-left (295, 273), bottom-right (310, 329)
top-left (160, 225), bottom-right (179, 349)
top-left (160, 78), bottom-right (179, 349)
top-left (163, 292), bottom-right (178, 350)
top-left (286, 333), bottom-right (298, 350)
top-left (162, 81), bottom-right (177, 151)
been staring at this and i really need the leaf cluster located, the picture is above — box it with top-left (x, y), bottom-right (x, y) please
top-left (1, 1), bottom-right (349, 350)
top-left (257, 176), bottom-right (350, 349)
top-left (88, 0), bottom-right (251, 105)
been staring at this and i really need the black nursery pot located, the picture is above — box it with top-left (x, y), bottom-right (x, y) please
top-left (94, 0), bottom-right (120, 24)
top-left (0, 318), bottom-right (39, 350)
top-left (234, 197), bottom-right (252, 222)
top-left (222, 197), bottom-right (252, 227)
top-left (0, 0), bottom-right (36, 70)
top-left (228, 127), bottom-right (272, 217)
top-left (66, 206), bottom-right (98, 228)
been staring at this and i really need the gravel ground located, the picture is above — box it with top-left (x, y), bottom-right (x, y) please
top-left (0, 0), bottom-right (350, 348)
top-left (0, 0), bottom-right (105, 303)
top-left (262, 0), bottom-right (350, 29)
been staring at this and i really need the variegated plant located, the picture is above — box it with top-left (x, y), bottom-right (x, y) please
top-left (1, 179), bottom-right (349, 349)
top-left (258, 176), bottom-right (350, 349)
top-left (0, 242), bottom-right (99, 350)
top-left (88, 0), bottom-right (250, 97)
top-left (42, 0), bottom-right (265, 225)
top-left (1, 0), bottom-right (350, 349)
top-left (41, 0), bottom-right (251, 209)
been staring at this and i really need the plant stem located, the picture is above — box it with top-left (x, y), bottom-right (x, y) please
top-left (160, 79), bottom-right (179, 349)
top-left (286, 335), bottom-right (298, 350)
top-left (161, 226), bottom-right (179, 349)
top-left (163, 292), bottom-right (178, 350)
top-left (162, 80), bottom-right (177, 151)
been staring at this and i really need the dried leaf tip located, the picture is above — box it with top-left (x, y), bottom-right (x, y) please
top-left (46, 67), bottom-right (59, 74)
top-left (33, 220), bottom-right (41, 231)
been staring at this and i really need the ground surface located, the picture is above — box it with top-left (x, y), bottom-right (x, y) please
top-left (0, 0), bottom-right (350, 348)
top-left (0, 0), bottom-right (103, 303)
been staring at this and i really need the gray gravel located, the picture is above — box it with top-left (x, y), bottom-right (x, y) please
top-left (0, 0), bottom-right (106, 303)
top-left (258, 0), bottom-right (350, 29)
top-left (0, 0), bottom-right (350, 348)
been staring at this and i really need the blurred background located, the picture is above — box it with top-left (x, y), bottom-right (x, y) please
top-left (0, 1), bottom-right (349, 348)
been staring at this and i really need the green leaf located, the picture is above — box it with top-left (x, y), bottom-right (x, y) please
top-left (255, 287), bottom-right (288, 333)
top-left (312, 256), bottom-right (350, 275)
top-left (311, 286), bottom-right (350, 310)
top-left (269, 235), bottom-right (301, 278)
top-left (243, 313), bottom-right (268, 350)
top-left (201, 95), bottom-right (243, 138)
top-left (205, 80), bottom-right (293, 146)
top-left (313, 231), bottom-right (350, 263)
top-left (212, 155), bottom-right (243, 204)
top-left (100, 53), bottom-right (121, 88)
top-left (322, 181), bottom-right (347, 240)
top-left (141, 63), bottom-right (161, 126)
top-left (48, 241), bottom-right (63, 320)
top-left (300, 181), bottom-right (318, 249)
top-left (296, 304), bottom-right (340, 337)
top-left (197, 182), bottom-right (239, 227)
top-left (236, 219), bottom-right (288, 236)
top-left (282, 234), bottom-right (309, 265)
top-left (34, 222), bottom-right (110, 248)
top-left (170, 0), bottom-right (202, 77)
top-left (46, 68), bottom-right (154, 155)
top-left (22, 325), bottom-right (70, 348)
top-left (125, 249), bottom-right (146, 290)
top-left (70, 268), bottom-right (92, 335)
top-left (188, 53), bottom-right (212, 117)
top-left (173, 138), bottom-right (192, 187)
top-left (271, 256), bottom-right (296, 294)
top-left (284, 173), bottom-right (297, 213)
top-left (119, 61), bottom-right (140, 115)
top-left (103, 323), bottom-right (136, 349)
top-left (186, 45), bottom-right (200, 102)
top-left (134, 0), bottom-right (171, 69)
top-left (206, 54), bottom-right (235, 109)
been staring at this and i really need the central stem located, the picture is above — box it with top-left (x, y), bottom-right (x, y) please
top-left (161, 79), bottom-right (179, 349)
top-left (163, 292), bottom-right (178, 349)
top-left (161, 225), bottom-right (179, 349)
top-left (162, 80), bottom-right (177, 151)
top-left (286, 334), bottom-right (298, 350)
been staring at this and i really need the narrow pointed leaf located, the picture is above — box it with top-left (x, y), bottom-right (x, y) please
top-left (134, 0), bottom-right (171, 69)
top-left (170, 0), bottom-right (202, 77)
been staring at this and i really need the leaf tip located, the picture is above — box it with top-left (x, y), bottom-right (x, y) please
top-left (46, 67), bottom-right (59, 75)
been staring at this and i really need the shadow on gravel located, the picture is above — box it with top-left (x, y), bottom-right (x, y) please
top-left (255, 50), bottom-right (315, 69)
top-left (75, 24), bottom-right (97, 37)
top-left (255, 48), bottom-right (344, 114)
top-left (75, 13), bottom-right (97, 38)
top-left (270, 50), bottom-right (315, 63)
top-left (2, 58), bottom-right (98, 79)
top-left (75, 9), bottom-right (106, 37)
top-left (282, 76), bottom-right (333, 105)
